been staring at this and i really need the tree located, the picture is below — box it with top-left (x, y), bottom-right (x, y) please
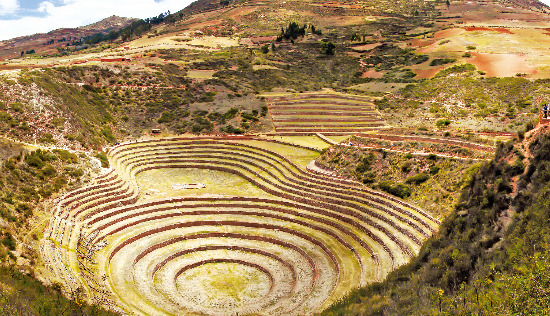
top-left (278, 22), bottom-right (307, 42)
top-left (20, 51), bottom-right (24, 57)
top-left (324, 42), bottom-right (336, 55)
top-left (311, 24), bottom-right (322, 35)
top-left (260, 44), bottom-right (269, 54)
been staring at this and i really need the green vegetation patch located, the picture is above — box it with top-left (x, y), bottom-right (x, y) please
top-left (379, 73), bottom-right (544, 133)
top-left (321, 136), bottom-right (550, 315)
top-left (318, 145), bottom-right (478, 218)
top-left (0, 266), bottom-right (117, 316)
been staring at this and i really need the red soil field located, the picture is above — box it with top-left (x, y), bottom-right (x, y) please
top-left (408, 39), bottom-right (436, 48)
top-left (412, 67), bottom-right (444, 79)
top-left (434, 28), bottom-right (464, 39)
top-left (463, 27), bottom-right (513, 34)
top-left (465, 52), bottom-right (535, 77)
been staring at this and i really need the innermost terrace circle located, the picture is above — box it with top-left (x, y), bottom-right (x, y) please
top-left (174, 261), bottom-right (273, 310)
top-left (136, 168), bottom-right (268, 201)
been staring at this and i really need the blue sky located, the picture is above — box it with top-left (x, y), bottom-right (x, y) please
top-left (0, 0), bottom-right (195, 40)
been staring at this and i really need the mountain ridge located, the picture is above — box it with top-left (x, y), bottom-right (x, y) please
top-left (0, 15), bottom-right (136, 60)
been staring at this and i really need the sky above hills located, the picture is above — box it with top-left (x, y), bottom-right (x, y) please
top-left (0, 0), bottom-right (195, 40)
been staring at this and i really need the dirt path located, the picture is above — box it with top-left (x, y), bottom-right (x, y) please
top-left (343, 143), bottom-right (489, 161)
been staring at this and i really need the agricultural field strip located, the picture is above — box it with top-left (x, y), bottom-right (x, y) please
top-left (274, 123), bottom-right (387, 127)
top-left (108, 142), bottom-right (435, 235)
top-left (357, 134), bottom-right (496, 152)
top-left (113, 160), bottom-right (426, 266)
top-left (41, 140), bottom-right (437, 314)
top-left (316, 133), bottom-right (339, 146)
top-left (108, 137), bottom-right (436, 225)
top-left (270, 111), bottom-right (379, 116)
top-left (270, 103), bottom-right (375, 108)
top-left (273, 117), bottom-right (382, 122)
top-left (272, 99), bottom-right (374, 103)
top-left (87, 198), bottom-right (350, 314)
top-left (100, 219), bottom-right (340, 315)
top-left (270, 107), bottom-right (376, 112)
top-left (266, 94), bottom-right (387, 133)
top-left (86, 195), bottom-right (392, 270)
top-left (93, 205), bottom-right (364, 300)
top-left (115, 156), bottom-right (427, 256)
top-left (342, 143), bottom-right (490, 161)
top-left (275, 128), bottom-right (386, 133)
top-left (266, 95), bottom-right (376, 103)
top-left (43, 173), bottom-right (140, 297)
top-left (86, 200), bottom-right (378, 312)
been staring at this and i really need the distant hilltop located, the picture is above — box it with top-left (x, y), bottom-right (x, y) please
top-left (0, 15), bottom-right (136, 60)
top-left (78, 15), bottom-right (137, 32)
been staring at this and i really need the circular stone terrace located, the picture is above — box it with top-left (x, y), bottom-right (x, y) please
top-left (40, 136), bottom-right (439, 315)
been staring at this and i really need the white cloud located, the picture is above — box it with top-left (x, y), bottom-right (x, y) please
top-left (37, 1), bottom-right (54, 14)
top-left (0, 0), bottom-right (194, 40)
top-left (0, 0), bottom-right (18, 15)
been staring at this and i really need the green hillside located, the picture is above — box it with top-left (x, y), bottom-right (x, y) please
top-left (322, 128), bottom-right (550, 315)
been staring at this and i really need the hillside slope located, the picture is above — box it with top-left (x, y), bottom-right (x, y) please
top-left (322, 125), bottom-right (550, 314)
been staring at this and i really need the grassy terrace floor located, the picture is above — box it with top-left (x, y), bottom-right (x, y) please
top-left (40, 137), bottom-right (438, 315)
top-left (266, 92), bottom-right (388, 134)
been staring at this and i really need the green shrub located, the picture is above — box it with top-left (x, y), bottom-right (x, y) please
top-left (1, 233), bottom-right (15, 250)
top-left (100, 127), bottom-right (116, 143)
top-left (436, 118), bottom-right (451, 128)
top-left (157, 111), bottom-right (174, 123)
top-left (405, 173), bottom-right (430, 185)
top-left (429, 166), bottom-right (441, 175)
top-left (427, 153), bottom-right (438, 161)
top-left (241, 112), bottom-right (259, 122)
top-left (356, 153), bottom-right (376, 173)
top-left (69, 168), bottom-right (84, 178)
top-left (224, 108), bottom-right (239, 120)
top-left (95, 152), bottom-right (109, 168)
top-left (41, 165), bottom-right (57, 177)
top-left (207, 112), bottom-right (226, 124)
top-left (25, 155), bottom-right (44, 168)
top-left (430, 58), bottom-right (456, 66)
top-left (435, 63), bottom-right (476, 77)
top-left (260, 105), bottom-right (268, 116)
top-left (361, 172), bottom-right (376, 184)
top-left (9, 103), bottom-right (24, 112)
top-left (53, 149), bottom-right (78, 163)
top-left (378, 181), bottom-right (411, 198)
